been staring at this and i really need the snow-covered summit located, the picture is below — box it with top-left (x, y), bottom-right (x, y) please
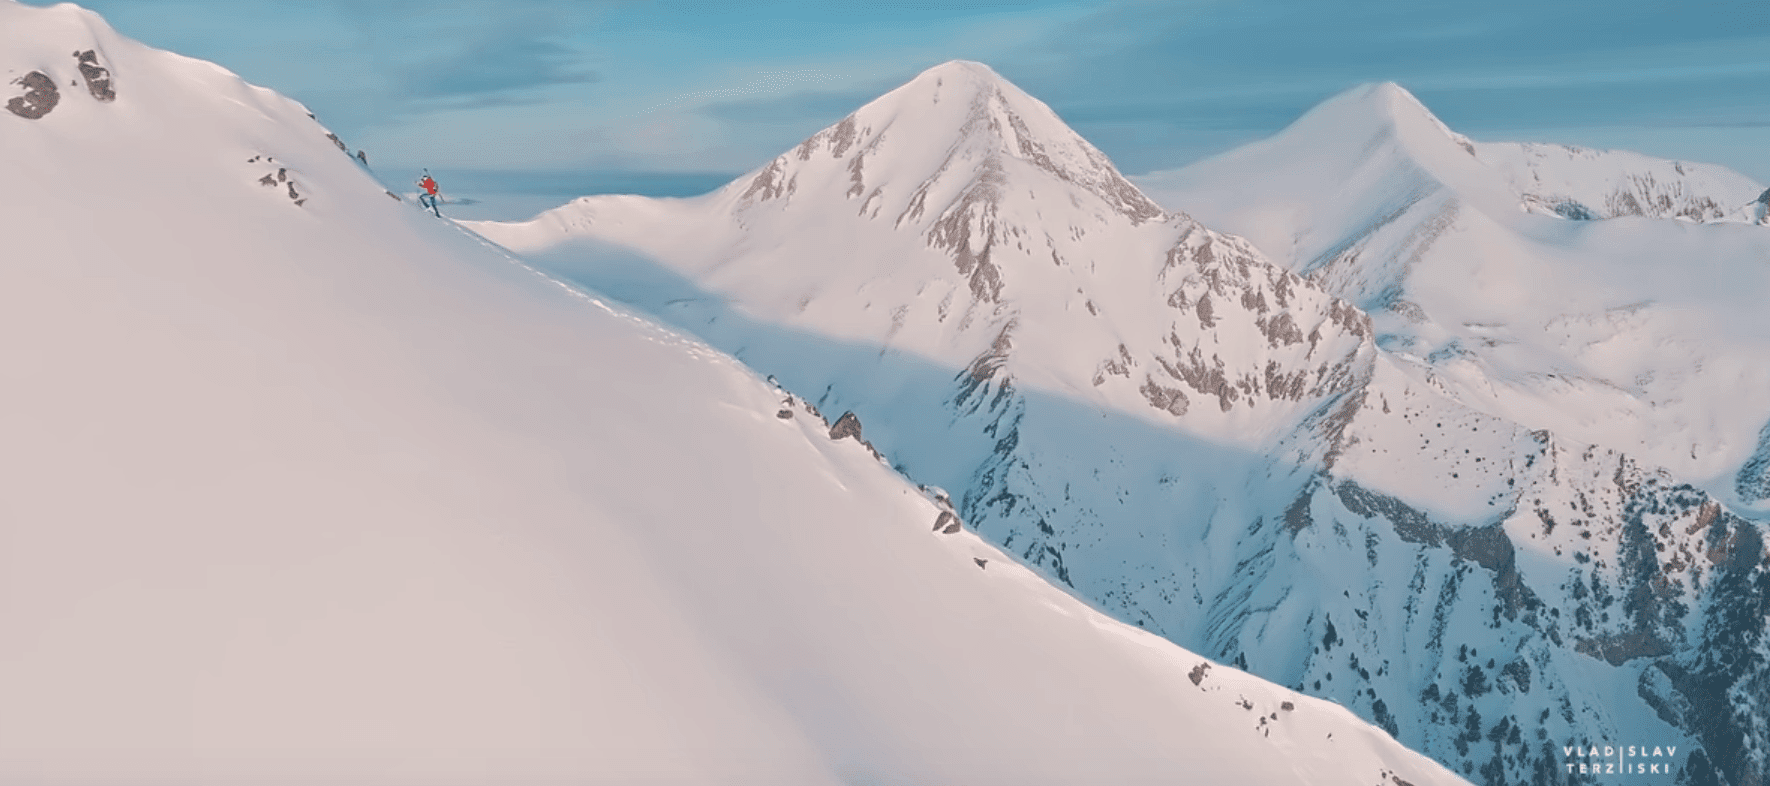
top-left (684, 56), bottom-right (1172, 331)
top-left (1284, 82), bottom-right (1481, 167)
top-left (1137, 81), bottom-right (1770, 507)
top-left (736, 59), bottom-right (1164, 227)
top-left (719, 57), bottom-right (1156, 221)
top-left (1139, 82), bottom-right (1520, 278)
top-left (1142, 81), bottom-right (1765, 268)
top-left (475, 62), bottom-right (1373, 451)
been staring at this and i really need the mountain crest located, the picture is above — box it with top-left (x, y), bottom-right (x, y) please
top-left (1307, 81), bottom-right (1478, 159)
top-left (736, 59), bottom-right (1164, 228)
top-left (723, 59), bottom-right (1171, 314)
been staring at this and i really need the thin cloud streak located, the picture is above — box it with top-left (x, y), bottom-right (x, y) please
top-left (631, 70), bottom-right (847, 117)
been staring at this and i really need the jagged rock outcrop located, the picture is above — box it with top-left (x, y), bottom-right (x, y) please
top-left (829, 411), bottom-right (863, 441)
top-left (73, 49), bottom-right (114, 102)
top-left (6, 71), bottom-right (59, 119)
top-left (7, 49), bottom-right (117, 119)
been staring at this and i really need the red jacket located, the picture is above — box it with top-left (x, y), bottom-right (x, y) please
top-left (419, 176), bottom-right (438, 195)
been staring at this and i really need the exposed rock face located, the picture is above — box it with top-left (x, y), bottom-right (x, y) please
top-left (934, 510), bottom-right (959, 533)
top-left (6, 71), bottom-right (60, 119)
top-left (1596, 174), bottom-right (1728, 221)
top-left (925, 157), bottom-right (1009, 302)
top-left (6, 52), bottom-right (114, 118)
top-left (1233, 414), bottom-right (1769, 786)
top-left (73, 49), bottom-right (114, 102)
top-left (1488, 143), bottom-right (1762, 224)
top-left (829, 411), bottom-right (863, 441)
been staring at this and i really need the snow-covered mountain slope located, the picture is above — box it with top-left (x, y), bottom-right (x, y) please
top-left (1135, 83), bottom-right (1770, 514)
top-left (472, 65), bottom-right (1770, 785)
top-left (472, 60), bottom-right (1373, 451)
top-left (0, 3), bottom-right (1474, 784)
top-left (1477, 141), bottom-right (1766, 223)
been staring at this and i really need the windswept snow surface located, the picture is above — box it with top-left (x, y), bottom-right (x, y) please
top-left (1136, 82), bottom-right (1770, 512)
top-left (473, 66), bottom-right (1770, 785)
top-left (0, 3), bottom-right (1469, 784)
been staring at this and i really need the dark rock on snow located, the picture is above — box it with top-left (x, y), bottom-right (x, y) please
top-left (6, 71), bottom-right (59, 119)
top-left (829, 411), bottom-right (863, 441)
top-left (73, 50), bottom-right (114, 102)
top-left (934, 510), bottom-right (959, 533)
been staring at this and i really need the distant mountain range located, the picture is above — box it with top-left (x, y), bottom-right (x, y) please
top-left (472, 61), bottom-right (1770, 786)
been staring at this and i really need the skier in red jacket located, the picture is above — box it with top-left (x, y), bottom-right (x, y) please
top-left (417, 171), bottom-right (441, 217)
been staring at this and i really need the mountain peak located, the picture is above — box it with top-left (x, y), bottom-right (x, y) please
top-left (1300, 81), bottom-right (1475, 157)
top-left (860, 59), bottom-right (1053, 142)
top-left (710, 59), bottom-right (1171, 308)
top-left (731, 58), bottom-right (1164, 234)
top-left (2, 1), bottom-right (119, 51)
top-left (893, 59), bottom-right (1018, 106)
top-left (910, 58), bottom-right (1003, 84)
top-left (1364, 80), bottom-right (1426, 111)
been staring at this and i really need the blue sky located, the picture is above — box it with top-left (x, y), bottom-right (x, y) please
top-left (44, 0), bottom-right (1770, 219)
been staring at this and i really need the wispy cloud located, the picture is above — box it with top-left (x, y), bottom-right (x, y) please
top-left (694, 78), bottom-right (896, 124)
top-left (629, 70), bottom-right (847, 117)
top-left (310, 0), bottom-right (607, 117)
top-left (395, 23), bottom-right (598, 107)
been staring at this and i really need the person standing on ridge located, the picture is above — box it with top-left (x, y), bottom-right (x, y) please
top-left (417, 171), bottom-right (441, 217)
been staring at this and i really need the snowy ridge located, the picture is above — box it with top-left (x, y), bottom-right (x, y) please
top-left (476, 66), bottom-right (1770, 786)
top-left (475, 62), bottom-right (1373, 449)
top-left (0, 3), bottom-right (1473, 784)
top-left (1138, 83), bottom-right (1770, 513)
top-left (1477, 141), bottom-right (1766, 223)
